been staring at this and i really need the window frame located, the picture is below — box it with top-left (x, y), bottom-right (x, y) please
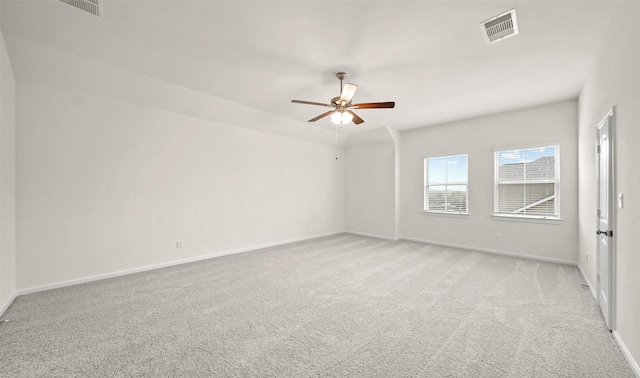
top-left (493, 144), bottom-right (560, 221)
top-left (423, 153), bottom-right (469, 215)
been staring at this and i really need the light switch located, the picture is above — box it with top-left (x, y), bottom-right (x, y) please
top-left (618, 193), bottom-right (623, 208)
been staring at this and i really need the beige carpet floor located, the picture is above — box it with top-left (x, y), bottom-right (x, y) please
top-left (0, 234), bottom-right (634, 377)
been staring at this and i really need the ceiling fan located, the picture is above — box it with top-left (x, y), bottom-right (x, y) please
top-left (291, 72), bottom-right (395, 125)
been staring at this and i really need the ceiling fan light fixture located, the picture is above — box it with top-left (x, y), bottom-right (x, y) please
top-left (331, 110), bottom-right (353, 125)
top-left (291, 72), bottom-right (395, 125)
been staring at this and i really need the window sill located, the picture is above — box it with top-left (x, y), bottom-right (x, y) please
top-left (492, 214), bottom-right (562, 224)
top-left (422, 211), bottom-right (469, 218)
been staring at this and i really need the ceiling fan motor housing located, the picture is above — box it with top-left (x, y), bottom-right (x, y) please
top-left (331, 96), bottom-right (350, 108)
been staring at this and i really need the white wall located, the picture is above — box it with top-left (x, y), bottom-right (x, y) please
top-left (16, 82), bottom-right (344, 291)
top-left (401, 101), bottom-right (578, 263)
top-left (390, 128), bottom-right (401, 238)
top-left (345, 141), bottom-right (396, 239)
top-left (0, 30), bottom-right (17, 313)
top-left (578, 2), bottom-right (640, 371)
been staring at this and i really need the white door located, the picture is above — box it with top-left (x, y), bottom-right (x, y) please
top-left (596, 109), bottom-right (614, 330)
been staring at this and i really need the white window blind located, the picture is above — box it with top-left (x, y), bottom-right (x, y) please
top-left (424, 154), bottom-right (468, 214)
top-left (495, 146), bottom-right (559, 217)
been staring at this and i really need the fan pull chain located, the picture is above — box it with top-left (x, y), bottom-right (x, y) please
top-left (335, 123), bottom-right (338, 160)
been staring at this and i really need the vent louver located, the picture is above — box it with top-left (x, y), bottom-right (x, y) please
top-left (480, 9), bottom-right (518, 44)
top-left (58, 0), bottom-right (102, 17)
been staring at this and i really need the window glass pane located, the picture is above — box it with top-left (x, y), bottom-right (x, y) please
top-left (498, 149), bottom-right (525, 181)
top-left (524, 146), bottom-right (556, 181)
top-left (497, 183), bottom-right (555, 215)
top-left (524, 183), bottom-right (555, 215)
top-left (497, 183), bottom-right (525, 213)
top-left (446, 185), bottom-right (467, 212)
top-left (428, 158), bottom-right (447, 184)
top-left (446, 155), bottom-right (468, 183)
top-left (428, 185), bottom-right (447, 211)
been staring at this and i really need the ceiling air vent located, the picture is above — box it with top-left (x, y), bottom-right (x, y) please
top-left (58, 0), bottom-right (102, 17)
top-left (480, 9), bottom-right (518, 44)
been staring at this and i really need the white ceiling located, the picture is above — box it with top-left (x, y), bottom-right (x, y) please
top-left (0, 1), bottom-right (619, 146)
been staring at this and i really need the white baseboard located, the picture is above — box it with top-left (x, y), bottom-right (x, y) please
top-left (346, 230), bottom-right (399, 241)
top-left (17, 231), bottom-right (344, 296)
top-left (400, 236), bottom-right (577, 266)
top-left (577, 264), bottom-right (597, 300)
top-left (613, 331), bottom-right (640, 377)
top-left (0, 292), bottom-right (17, 318)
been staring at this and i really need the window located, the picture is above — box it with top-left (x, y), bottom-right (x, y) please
top-left (494, 145), bottom-right (559, 218)
top-left (424, 154), bottom-right (468, 214)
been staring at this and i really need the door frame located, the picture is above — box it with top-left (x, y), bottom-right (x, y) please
top-left (595, 107), bottom-right (616, 330)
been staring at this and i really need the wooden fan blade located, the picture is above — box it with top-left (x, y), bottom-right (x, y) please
top-left (308, 111), bottom-right (334, 122)
top-left (291, 100), bottom-right (334, 108)
top-left (339, 83), bottom-right (358, 104)
top-left (347, 110), bottom-right (364, 124)
top-left (352, 102), bottom-right (395, 109)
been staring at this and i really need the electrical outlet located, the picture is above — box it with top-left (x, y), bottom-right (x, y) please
top-left (176, 240), bottom-right (184, 248)
top-left (494, 233), bottom-right (501, 241)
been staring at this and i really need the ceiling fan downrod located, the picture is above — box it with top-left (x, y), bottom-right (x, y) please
top-left (336, 72), bottom-right (347, 94)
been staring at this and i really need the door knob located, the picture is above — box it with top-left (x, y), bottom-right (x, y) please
top-left (596, 230), bottom-right (613, 237)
